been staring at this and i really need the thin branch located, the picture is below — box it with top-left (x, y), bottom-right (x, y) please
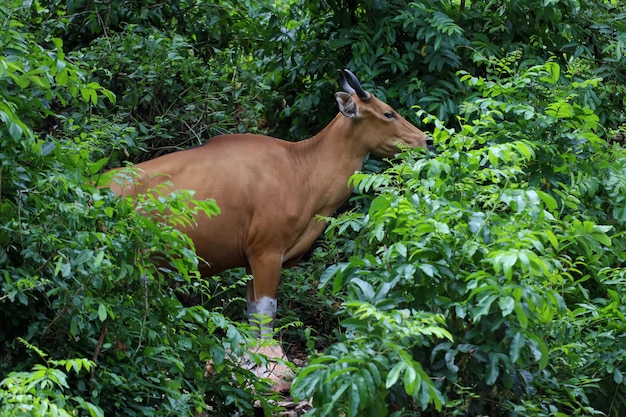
top-left (91, 323), bottom-right (108, 379)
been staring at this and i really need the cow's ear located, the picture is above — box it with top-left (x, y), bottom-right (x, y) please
top-left (335, 92), bottom-right (358, 118)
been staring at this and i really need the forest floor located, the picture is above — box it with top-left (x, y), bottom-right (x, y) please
top-left (256, 346), bottom-right (311, 416)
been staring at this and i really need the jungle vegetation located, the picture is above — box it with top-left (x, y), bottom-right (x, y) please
top-left (1, 0), bottom-right (626, 415)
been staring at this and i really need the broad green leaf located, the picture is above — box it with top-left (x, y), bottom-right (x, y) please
top-left (350, 278), bottom-right (376, 301)
top-left (473, 293), bottom-right (498, 322)
top-left (386, 362), bottom-right (404, 388)
top-left (41, 141), bottom-right (56, 156)
top-left (8, 121), bottom-right (23, 140)
top-left (322, 382), bottom-right (349, 415)
top-left (497, 252), bottom-right (517, 280)
top-left (543, 229), bottom-right (559, 250)
top-left (499, 295), bottom-right (515, 317)
top-left (71, 359), bottom-right (83, 373)
top-left (537, 190), bottom-right (558, 211)
top-left (513, 303), bottom-right (528, 329)
top-left (70, 318), bottom-right (78, 337)
top-left (540, 61), bottom-right (560, 84)
top-left (403, 363), bottom-right (420, 394)
top-left (349, 382), bottom-right (360, 416)
top-left (428, 383), bottom-right (445, 412)
top-left (93, 250), bottom-right (105, 267)
top-left (98, 303), bottom-right (107, 321)
top-left (546, 101), bottom-right (574, 119)
top-left (419, 263), bottom-right (437, 278)
top-left (592, 232), bottom-right (612, 247)
top-left (486, 354), bottom-right (500, 385)
top-left (327, 366), bottom-right (359, 381)
top-left (537, 338), bottom-right (550, 369)
top-left (509, 332), bottom-right (525, 363)
top-left (87, 156), bottom-right (110, 175)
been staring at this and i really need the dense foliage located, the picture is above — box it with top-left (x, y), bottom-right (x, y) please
top-left (1, 0), bottom-right (625, 416)
top-left (0, 3), bottom-right (278, 416)
top-left (293, 60), bottom-right (626, 416)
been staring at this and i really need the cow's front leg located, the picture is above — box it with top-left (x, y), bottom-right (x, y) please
top-left (245, 253), bottom-right (293, 388)
top-left (247, 252), bottom-right (282, 338)
top-left (246, 280), bottom-right (277, 338)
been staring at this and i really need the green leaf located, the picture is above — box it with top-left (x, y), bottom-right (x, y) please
top-left (509, 332), bottom-right (525, 363)
top-left (527, 335), bottom-right (550, 369)
top-left (350, 278), bottom-right (376, 301)
top-left (513, 303), bottom-right (528, 329)
top-left (486, 353), bottom-right (500, 385)
top-left (494, 251), bottom-right (517, 280)
top-left (349, 382), bottom-right (360, 416)
top-left (427, 383), bottom-right (445, 412)
top-left (322, 382), bottom-right (350, 415)
top-left (540, 61), bottom-right (560, 84)
top-left (70, 318), bottom-right (78, 337)
top-left (98, 303), bottom-right (107, 322)
top-left (41, 141), bottom-right (56, 156)
top-left (72, 359), bottom-right (83, 373)
top-left (537, 190), bottom-right (558, 211)
top-left (592, 232), bottom-right (612, 247)
top-left (419, 263), bottom-right (437, 278)
top-left (386, 361), bottom-right (404, 388)
top-left (93, 250), bottom-right (105, 267)
top-left (8, 121), bottom-right (23, 140)
top-left (543, 229), bottom-right (559, 250)
top-left (87, 157), bottom-right (110, 175)
top-left (499, 295), bottom-right (515, 317)
top-left (327, 366), bottom-right (360, 381)
top-left (402, 362), bottom-right (420, 394)
top-left (472, 292), bottom-right (498, 322)
top-left (546, 101), bottom-right (574, 119)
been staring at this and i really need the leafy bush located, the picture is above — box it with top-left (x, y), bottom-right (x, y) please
top-left (0, 340), bottom-right (102, 417)
top-left (0, 6), bottom-right (281, 416)
top-left (252, 0), bottom-right (626, 138)
top-left (75, 25), bottom-right (272, 162)
top-left (20, 1), bottom-right (275, 165)
top-left (21, 0), bottom-right (626, 143)
top-left (5, 0), bottom-right (626, 415)
top-left (292, 60), bottom-right (626, 416)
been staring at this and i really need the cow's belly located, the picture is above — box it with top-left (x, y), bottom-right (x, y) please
top-left (183, 217), bottom-right (249, 277)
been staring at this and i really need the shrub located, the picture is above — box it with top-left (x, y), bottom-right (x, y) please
top-left (0, 6), bottom-right (281, 416)
top-left (254, 0), bottom-right (626, 138)
top-left (0, 340), bottom-right (102, 417)
top-left (74, 25), bottom-right (272, 163)
top-left (292, 59), bottom-right (626, 416)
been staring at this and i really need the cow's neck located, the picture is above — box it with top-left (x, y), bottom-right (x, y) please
top-left (290, 115), bottom-right (370, 215)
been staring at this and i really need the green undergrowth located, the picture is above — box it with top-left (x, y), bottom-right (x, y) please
top-left (291, 60), bottom-right (626, 417)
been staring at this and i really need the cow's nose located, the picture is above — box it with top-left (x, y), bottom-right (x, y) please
top-left (426, 136), bottom-right (434, 151)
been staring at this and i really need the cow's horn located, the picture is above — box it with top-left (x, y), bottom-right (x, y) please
top-left (342, 69), bottom-right (371, 101)
top-left (338, 69), bottom-right (356, 95)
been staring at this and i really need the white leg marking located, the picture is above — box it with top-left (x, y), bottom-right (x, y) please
top-left (256, 296), bottom-right (277, 318)
top-left (248, 296), bottom-right (277, 338)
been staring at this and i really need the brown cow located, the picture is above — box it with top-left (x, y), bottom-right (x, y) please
top-left (108, 69), bottom-right (431, 337)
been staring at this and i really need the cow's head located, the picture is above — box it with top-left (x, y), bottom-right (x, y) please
top-left (335, 69), bottom-right (433, 157)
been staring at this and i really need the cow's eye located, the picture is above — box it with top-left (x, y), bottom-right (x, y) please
top-left (384, 111), bottom-right (396, 119)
